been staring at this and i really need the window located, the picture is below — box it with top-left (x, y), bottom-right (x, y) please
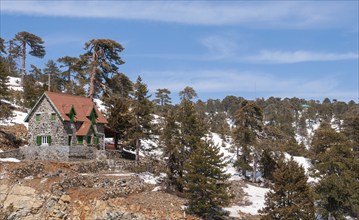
top-left (36, 114), bottom-right (41, 122)
top-left (51, 113), bottom-right (56, 121)
top-left (36, 135), bottom-right (52, 146)
top-left (68, 136), bottom-right (72, 146)
top-left (77, 136), bottom-right (83, 144)
top-left (87, 136), bottom-right (92, 144)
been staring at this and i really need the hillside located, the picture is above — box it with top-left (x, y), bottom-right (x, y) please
top-left (0, 75), bottom-right (358, 219)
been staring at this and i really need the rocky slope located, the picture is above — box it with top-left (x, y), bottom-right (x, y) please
top-left (0, 160), bottom-right (199, 220)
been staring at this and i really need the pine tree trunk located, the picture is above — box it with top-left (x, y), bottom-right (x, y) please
top-left (135, 138), bottom-right (140, 164)
top-left (252, 152), bottom-right (258, 183)
top-left (89, 51), bottom-right (97, 99)
top-left (48, 71), bottom-right (51, 91)
top-left (21, 41), bottom-right (26, 85)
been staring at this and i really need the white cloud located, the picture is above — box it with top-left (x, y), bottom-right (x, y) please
top-left (1, 1), bottom-right (357, 28)
top-left (140, 69), bottom-right (352, 101)
top-left (244, 50), bottom-right (359, 64)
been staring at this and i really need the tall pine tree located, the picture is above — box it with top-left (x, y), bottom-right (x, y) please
top-left (232, 100), bottom-right (264, 182)
top-left (12, 31), bottom-right (45, 83)
top-left (82, 39), bottom-right (124, 98)
top-left (311, 123), bottom-right (359, 219)
top-left (185, 140), bottom-right (231, 219)
top-left (131, 76), bottom-right (153, 162)
top-left (260, 158), bottom-right (315, 219)
top-left (161, 108), bottom-right (184, 192)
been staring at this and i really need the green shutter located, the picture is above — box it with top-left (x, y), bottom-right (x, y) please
top-left (94, 136), bottom-right (99, 145)
top-left (48, 136), bottom-right (52, 145)
top-left (87, 136), bottom-right (92, 144)
top-left (36, 136), bottom-right (41, 146)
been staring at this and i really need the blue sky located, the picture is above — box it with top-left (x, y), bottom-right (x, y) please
top-left (1, 1), bottom-right (358, 103)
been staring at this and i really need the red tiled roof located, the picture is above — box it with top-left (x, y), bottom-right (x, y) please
top-left (45, 91), bottom-right (108, 124)
top-left (76, 121), bottom-right (92, 136)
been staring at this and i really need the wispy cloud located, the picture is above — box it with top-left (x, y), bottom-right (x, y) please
top-left (1, 1), bottom-right (357, 28)
top-left (244, 50), bottom-right (359, 64)
top-left (140, 69), bottom-right (355, 101)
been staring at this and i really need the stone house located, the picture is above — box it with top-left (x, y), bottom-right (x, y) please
top-left (24, 91), bottom-right (108, 149)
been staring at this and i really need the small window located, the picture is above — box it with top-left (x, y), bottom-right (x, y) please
top-left (36, 114), bottom-right (41, 122)
top-left (77, 136), bottom-right (83, 144)
top-left (37, 135), bottom-right (51, 146)
top-left (51, 113), bottom-right (56, 121)
top-left (68, 136), bottom-right (72, 146)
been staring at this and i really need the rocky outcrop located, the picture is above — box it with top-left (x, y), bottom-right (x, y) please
top-left (0, 160), bottom-right (197, 220)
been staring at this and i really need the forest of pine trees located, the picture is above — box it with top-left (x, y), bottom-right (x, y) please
top-left (1, 32), bottom-right (358, 219)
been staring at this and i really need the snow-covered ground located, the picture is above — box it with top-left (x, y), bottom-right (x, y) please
top-left (209, 132), bottom-right (271, 216)
top-left (0, 110), bottom-right (28, 128)
top-left (6, 76), bottom-right (22, 91)
top-left (225, 184), bottom-right (269, 217)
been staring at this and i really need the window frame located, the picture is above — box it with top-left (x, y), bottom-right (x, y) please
top-left (35, 114), bottom-right (41, 122)
top-left (51, 113), bottom-right (56, 121)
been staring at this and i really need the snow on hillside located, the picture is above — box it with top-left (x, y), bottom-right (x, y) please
top-left (0, 110), bottom-right (28, 128)
top-left (208, 132), bottom-right (270, 216)
top-left (6, 76), bottom-right (22, 91)
top-left (225, 184), bottom-right (269, 217)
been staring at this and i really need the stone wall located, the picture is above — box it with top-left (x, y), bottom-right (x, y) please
top-left (0, 149), bottom-right (23, 159)
top-left (20, 146), bottom-right (101, 161)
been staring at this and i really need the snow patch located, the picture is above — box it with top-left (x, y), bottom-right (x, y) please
top-left (94, 99), bottom-right (106, 113)
top-left (0, 110), bottom-right (28, 128)
top-left (0, 158), bottom-right (21, 163)
top-left (6, 77), bottom-right (22, 91)
top-left (238, 184), bottom-right (269, 215)
top-left (284, 153), bottom-right (311, 174)
top-left (137, 172), bottom-right (165, 185)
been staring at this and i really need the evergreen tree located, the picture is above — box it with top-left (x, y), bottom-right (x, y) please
top-left (343, 107), bottom-right (359, 151)
top-left (12, 31), bottom-right (45, 82)
top-left (43, 60), bottom-right (62, 92)
top-left (259, 158), bottom-right (315, 219)
top-left (103, 73), bottom-right (134, 150)
top-left (82, 39), bottom-right (124, 98)
top-left (162, 86), bottom-right (205, 193)
top-left (258, 149), bottom-right (278, 182)
top-left (178, 87), bottom-right (206, 153)
top-left (130, 76), bottom-right (153, 162)
top-left (0, 38), bottom-right (5, 54)
top-left (161, 108), bottom-right (184, 192)
top-left (153, 88), bottom-right (171, 114)
top-left (232, 100), bottom-right (264, 181)
top-left (58, 56), bottom-right (86, 94)
top-left (0, 57), bottom-right (11, 119)
top-left (22, 74), bottom-right (46, 108)
top-left (179, 86), bottom-right (197, 101)
top-left (185, 140), bottom-right (231, 219)
top-left (311, 123), bottom-right (359, 219)
top-left (5, 39), bottom-right (20, 77)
